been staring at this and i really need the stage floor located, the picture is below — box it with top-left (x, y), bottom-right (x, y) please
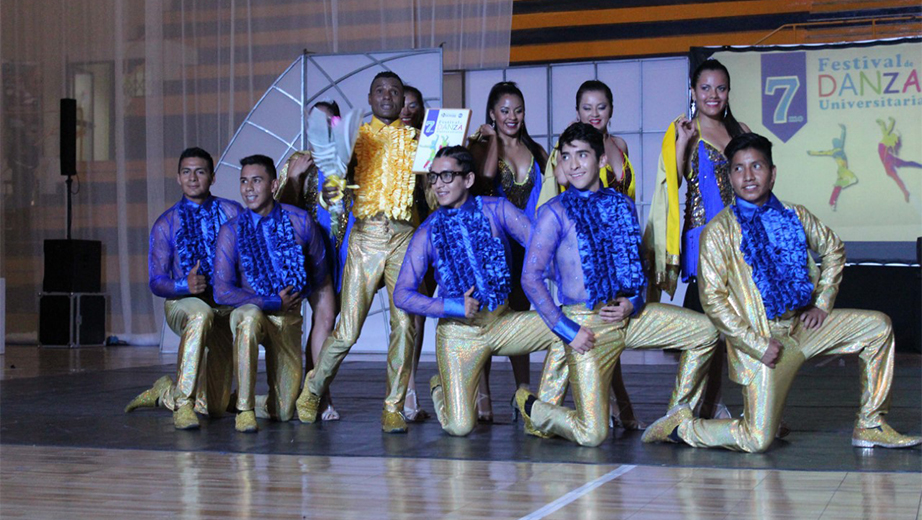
top-left (1, 346), bottom-right (920, 519)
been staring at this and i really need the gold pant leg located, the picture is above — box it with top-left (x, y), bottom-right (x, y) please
top-left (795, 309), bottom-right (894, 429)
top-left (432, 318), bottom-right (493, 436)
top-left (308, 219), bottom-right (416, 415)
top-left (263, 312), bottom-right (304, 421)
top-left (230, 305), bottom-right (302, 420)
top-left (531, 306), bottom-right (624, 447)
top-left (623, 303), bottom-right (719, 411)
top-left (162, 297), bottom-right (222, 411)
top-left (433, 308), bottom-right (559, 436)
top-left (381, 229), bottom-right (417, 413)
top-left (536, 338), bottom-right (569, 405)
top-left (308, 223), bottom-right (388, 397)
top-left (679, 323), bottom-right (804, 453)
top-left (230, 305), bottom-right (266, 413)
top-left (200, 308), bottom-right (234, 417)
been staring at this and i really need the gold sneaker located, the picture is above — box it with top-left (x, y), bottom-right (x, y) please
top-left (641, 405), bottom-right (692, 444)
top-left (296, 390), bottom-right (321, 424)
top-left (124, 375), bottom-right (172, 413)
top-left (852, 423), bottom-right (922, 448)
top-left (173, 403), bottom-right (200, 430)
top-left (514, 387), bottom-right (542, 437)
top-left (235, 411), bottom-right (258, 433)
top-left (525, 422), bottom-right (551, 439)
top-left (381, 410), bottom-right (408, 433)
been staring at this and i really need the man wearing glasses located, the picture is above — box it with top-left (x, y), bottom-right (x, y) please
top-left (392, 146), bottom-right (565, 437)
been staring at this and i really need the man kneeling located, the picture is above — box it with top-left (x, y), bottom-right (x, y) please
top-left (643, 133), bottom-right (921, 452)
top-left (392, 146), bottom-right (563, 437)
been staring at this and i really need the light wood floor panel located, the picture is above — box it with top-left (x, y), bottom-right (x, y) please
top-left (1, 444), bottom-right (919, 520)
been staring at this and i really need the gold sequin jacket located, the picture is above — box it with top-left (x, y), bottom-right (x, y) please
top-left (698, 201), bottom-right (844, 385)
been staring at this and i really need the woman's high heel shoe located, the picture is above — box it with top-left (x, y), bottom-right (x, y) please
top-left (610, 395), bottom-right (646, 430)
top-left (403, 389), bottom-right (429, 422)
top-left (476, 392), bottom-right (493, 424)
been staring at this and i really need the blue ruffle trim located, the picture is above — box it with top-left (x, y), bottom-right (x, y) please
top-left (430, 196), bottom-right (511, 312)
top-left (733, 204), bottom-right (814, 320)
top-left (237, 207), bottom-right (310, 298)
top-left (176, 198), bottom-right (225, 283)
top-left (561, 189), bottom-right (645, 309)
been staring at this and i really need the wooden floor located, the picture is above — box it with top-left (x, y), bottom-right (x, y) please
top-left (1, 345), bottom-right (920, 519)
top-left (2, 444), bottom-right (920, 519)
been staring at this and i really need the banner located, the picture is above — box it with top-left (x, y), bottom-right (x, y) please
top-left (704, 39), bottom-right (922, 246)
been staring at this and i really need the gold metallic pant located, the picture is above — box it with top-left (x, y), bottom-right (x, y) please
top-left (430, 305), bottom-right (563, 436)
top-left (230, 304), bottom-right (303, 421)
top-left (159, 297), bottom-right (233, 416)
top-left (679, 309), bottom-right (894, 453)
top-left (531, 303), bottom-right (718, 447)
top-left (308, 217), bottom-right (417, 414)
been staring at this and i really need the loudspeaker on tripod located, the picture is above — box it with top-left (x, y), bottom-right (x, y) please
top-left (60, 98), bottom-right (77, 177)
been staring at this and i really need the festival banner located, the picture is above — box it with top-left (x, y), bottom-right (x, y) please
top-left (413, 108), bottom-right (472, 172)
top-left (703, 38), bottom-right (922, 246)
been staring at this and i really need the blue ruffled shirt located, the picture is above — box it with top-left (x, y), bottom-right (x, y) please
top-left (148, 195), bottom-right (244, 299)
top-left (522, 187), bottom-right (646, 345)
top-left (733, 194), bottom-right (814, 319)
top-left (394, 196), bottom-right (532, 319)
top-left (213, 202), bottom-right (328, 312)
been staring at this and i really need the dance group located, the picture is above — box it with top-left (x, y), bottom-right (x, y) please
top-left (128, 60), bottom-right (921, 453)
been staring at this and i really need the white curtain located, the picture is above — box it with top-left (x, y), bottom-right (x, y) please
top-left (0, 0), bottom-right (511, 344)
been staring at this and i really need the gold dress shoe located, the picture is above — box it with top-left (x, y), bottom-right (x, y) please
top-left (381, 410), bottom-right (408, 433)
top-left (173, 403), bottom-right (200, 430)
top-left (124, 375), bottom-right (172, 413)
top-left (525, 422), bottom-right (551, 439)
top-left (642, 405), bottom-right (692, 444)
top-left (852, 423), bottom-right (922, 448)
top-left (296, 390), bottom-right (321, 424)
top-left (513, 387), bottom-right (542, 437)
top-left (235, 411), bottom-right (258, 433)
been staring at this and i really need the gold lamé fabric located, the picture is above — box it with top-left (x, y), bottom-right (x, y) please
top-left (352, 118), bottom-right (418, 221)
top-left (430, 305), bottom-right (562, 436)
top-left (308, 217), bottom-right (416, 414)
top-left (679, 309), bottom-right (895, 452)
top-left (498, 158), bottom-right (535, 210)
top-left (230, 304), bottom-right (303, 421)
top-left (159, 297), bottom-right (233, 416)
top-left (685, 140), bottom-right (734, 230)
top-left (530, 303), bottom-right (718, 447)
top-left (697, 202), bottom-right (844, 385)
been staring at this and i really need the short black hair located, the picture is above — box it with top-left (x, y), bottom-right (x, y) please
top-left (724, 132), bottom-right (774, 168)
top-left (575, 80), bottom-right (613, 109)
top-left (557, 122), bottom-right (605, 159)
top-left (178, 147), bottom-right (214, 174)
top-left (370, 71), bottom-right (403, 91)
top-left (239, 154), bottom-right (277, 180)
top-left (434, 145), bottom-right (475, 174)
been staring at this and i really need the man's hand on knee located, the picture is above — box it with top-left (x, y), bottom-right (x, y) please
top-left (569, 326), bottom-right (596, 355)
top-left (799, 306), bottom-right (827, 330)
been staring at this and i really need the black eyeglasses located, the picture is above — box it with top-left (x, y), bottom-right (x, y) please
top-left (427, 170), bottom-right (467, 185)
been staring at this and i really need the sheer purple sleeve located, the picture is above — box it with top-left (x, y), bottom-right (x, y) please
top-left (522, 203), bottom-right (580, 344)
top-left (394, 223), bottom-right (460, 318)
top-left (148, 212), bottom-right (188, 298)
top-left (496, 198), bottom-right (532, 247)
top-left (213, 220), bottom-right (273, 309)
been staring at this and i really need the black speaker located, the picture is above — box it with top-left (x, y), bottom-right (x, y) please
top-left (60, 98), bottom-right (77, 176)
top-left (39, 293), bottom-right (106, 346)
top-left (43, 239), bottom-right (102, 293)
